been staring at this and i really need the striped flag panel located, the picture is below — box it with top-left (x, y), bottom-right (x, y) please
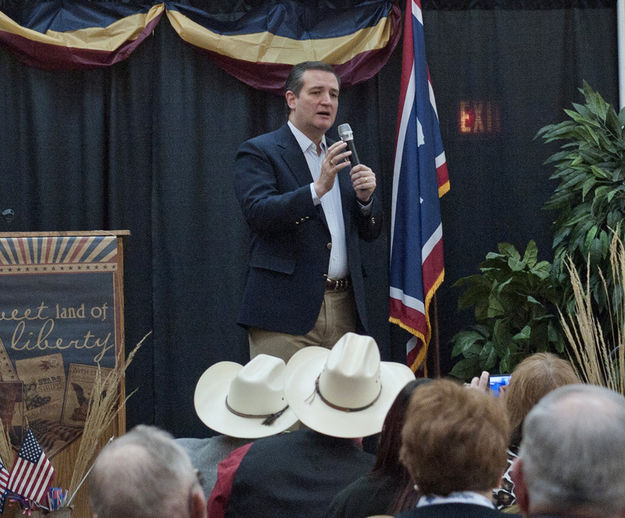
top-left (0, 459), bottom-right (9, 511)
top-left (0, 460), bottom-right (8, 493)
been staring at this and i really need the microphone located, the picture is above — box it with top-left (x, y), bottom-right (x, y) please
top-left (337, 123), bottom-right (360, 166)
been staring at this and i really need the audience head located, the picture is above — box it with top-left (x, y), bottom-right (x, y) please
top-left (373, 378), bottom-right (432, 479)
top-left (89, 425), bottom-right (206, 518)
top-left (400, 378), bottom-right (510, 496)
top-left (194, 354), bottom-right (298, 438)
top-left (284, 332), bottom-right (415, 438)
top-left (503, 352), bottom-right (579, 446)
top-left (377, 378), bottom-right (432, 515)
top-left (513, 384), bottom-right (625, 518)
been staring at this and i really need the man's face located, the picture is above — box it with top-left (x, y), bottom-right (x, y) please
top-left (286, 69), bottom-right (339, 143)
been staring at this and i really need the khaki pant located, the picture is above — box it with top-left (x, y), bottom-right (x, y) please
top-left (248, 289), bottom-right (357, 363)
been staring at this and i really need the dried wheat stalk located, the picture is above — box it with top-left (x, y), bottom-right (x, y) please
top-left (560, 234), bottom-right (625, 394)
top-left (66, 331), bottom-right (151, 501)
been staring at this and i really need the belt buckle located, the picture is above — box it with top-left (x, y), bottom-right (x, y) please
top-left (326, 276), bottom-right (348, 291)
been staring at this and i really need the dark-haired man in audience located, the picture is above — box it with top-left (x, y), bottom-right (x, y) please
top-left (90, 425), bottom-right (207, 518)
top-left (511, 384), bottom-right (625, 518)
top-left (396, 378), bottom-right (520, 517)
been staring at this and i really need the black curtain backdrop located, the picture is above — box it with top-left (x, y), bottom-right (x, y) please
top-left (0, 0), bottom-right (617, 437)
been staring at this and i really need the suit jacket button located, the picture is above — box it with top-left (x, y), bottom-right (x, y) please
top-left (326, 242), bottom-right (332, 250)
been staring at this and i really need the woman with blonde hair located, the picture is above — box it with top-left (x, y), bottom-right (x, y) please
top-left (493, 352), bottom-right (580, 510)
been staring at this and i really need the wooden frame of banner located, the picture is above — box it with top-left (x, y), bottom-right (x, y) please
top-left (0, 230), bottom-right (129, 518)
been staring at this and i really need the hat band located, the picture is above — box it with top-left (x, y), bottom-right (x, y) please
top-left (314, 375), bottom-right (382, 412)
top-left (225, 396), bottom-right (289, 426)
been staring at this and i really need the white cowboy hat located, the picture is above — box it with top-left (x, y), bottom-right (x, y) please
top-left (284, 332), bottom-right (415, 438)
top-left (194, 354), bottom-right (298, 438)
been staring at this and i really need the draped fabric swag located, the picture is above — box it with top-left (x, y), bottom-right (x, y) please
top-left (0, 1), bottom-right (401, 93)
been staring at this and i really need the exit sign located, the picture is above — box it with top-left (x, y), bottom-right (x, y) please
top-left (458, 101), bottom-right (501, 134)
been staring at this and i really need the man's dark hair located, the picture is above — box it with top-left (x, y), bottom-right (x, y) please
top-left (284, 62), bottom-right (340, 116)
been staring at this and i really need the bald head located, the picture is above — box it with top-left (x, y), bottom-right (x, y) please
top-left (516, 384), bottom-right (625, 517)
top-left (89, 425), bottom-right (206, 518)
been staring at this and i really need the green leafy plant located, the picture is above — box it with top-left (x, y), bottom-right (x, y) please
top-left (450, 241), bottom-right (565, 379)
top-left (450, 83), bottom-right (625, 380)
top-left (539, 81), bottom-right (625, 315)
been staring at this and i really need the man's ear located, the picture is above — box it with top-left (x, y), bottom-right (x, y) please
top-left (510, 458), bottom-right (529, 514)
top-left (285, 90), bottom-right (297, 110)
top-left (190, 487), bottom-right (207, 518)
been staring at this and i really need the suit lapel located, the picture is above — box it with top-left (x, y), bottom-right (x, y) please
top-left (275, 125), bottom-right (355, 233)
top-left (276, 124), bottom-right (316, 188)
top-left (277, 124), bottom-right (333, 228)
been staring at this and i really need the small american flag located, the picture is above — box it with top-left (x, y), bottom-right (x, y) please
top-left (0, 458), bottom-right (9, 513)
top-left (7, 428), bottom-right (54, 504)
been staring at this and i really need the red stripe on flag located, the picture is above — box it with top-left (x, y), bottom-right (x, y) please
top-left (0, 466), bottom-right (9, 493)
top-left (389, 297), bottom-right (427, 337)
top-left (437, 161), bottom-right (450, 193)
top-left (395, 0), bottom-right (415, 144)
top-left (422, 239), bottom-right (445, 292)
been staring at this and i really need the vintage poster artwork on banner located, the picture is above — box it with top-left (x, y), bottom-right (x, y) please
top-left (0, 235), bottom-right (121, 458)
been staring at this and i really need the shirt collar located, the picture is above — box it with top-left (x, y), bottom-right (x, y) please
top-left (417, 491), bottom-right (496, 509)
top-left (287, 121), bottom-right (327, 155)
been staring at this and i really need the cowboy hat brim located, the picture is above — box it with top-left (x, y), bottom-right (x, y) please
top-left (194, 361), bottom-right (298, 439)
top-left (284, 346), bottom-right (415, 438)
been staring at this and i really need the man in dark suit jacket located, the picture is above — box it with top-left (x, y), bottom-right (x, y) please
top-left (396, 379), bottom-right (521, 518)
top-left (234, 61), bottom-right (382, 361)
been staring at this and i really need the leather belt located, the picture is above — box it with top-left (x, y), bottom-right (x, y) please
top-left (325, 276), bottom-right (352, 292)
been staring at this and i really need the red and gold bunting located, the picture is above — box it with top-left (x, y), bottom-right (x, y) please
top-left (0, 4), bottom-right (164, 69)
top-left (166, 1), bottom-right (401, 94)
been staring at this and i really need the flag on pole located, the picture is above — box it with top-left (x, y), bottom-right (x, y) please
top-left (0, 458), bottom-right (9, 513)
top-left (389, 0), bottom-right (449, 372)
top-left (7, 429), bottom-right (55, 505)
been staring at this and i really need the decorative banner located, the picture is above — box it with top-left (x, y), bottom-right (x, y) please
top-left (166, 1), bottom-right (402, 94)
top-left (0, 3), bottom-right (164, 69)
top-left (0, 235), bottom-right (123, 458)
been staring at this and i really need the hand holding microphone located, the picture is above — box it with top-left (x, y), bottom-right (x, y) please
top-left (315, 140), bottom-right (352, 198)
top-left (337, 123), bottom-right (360, 165)
top-left (338, 123), bottom-right (376, 203)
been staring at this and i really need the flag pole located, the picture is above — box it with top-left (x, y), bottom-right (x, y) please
top-left (430, 294), bottom-right (441, 378)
